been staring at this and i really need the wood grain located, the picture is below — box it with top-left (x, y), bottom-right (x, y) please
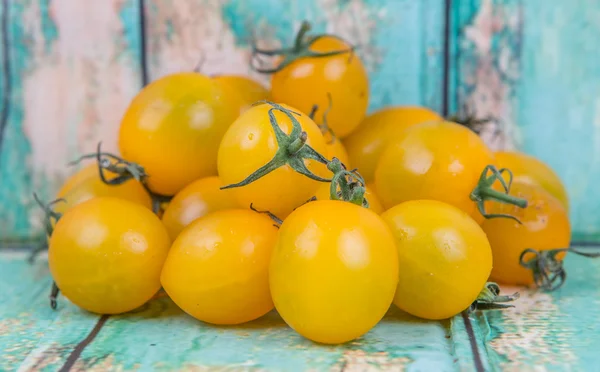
top-left (0, 0), bottom-right (143, 243)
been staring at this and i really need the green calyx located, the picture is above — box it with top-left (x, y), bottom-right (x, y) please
top-left (250, 20), bottom-right (355, 74)
top-left (327, 158), bottom-right (368, 208)
top-left (221, 101), bottom-right (331, 190)
top-left (470, 165), bottom-right (528, 223)
top-left (469, 282), bottom-right (520, 312)
top-left (71, 142), bottom-right (171, 214)
top-left (520, 246), bottom-right (600, 291)
top-left (32, 193), bottom-right (63, 310)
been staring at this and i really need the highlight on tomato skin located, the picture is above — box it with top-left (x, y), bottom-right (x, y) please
top-left (269, 200), bottom-right (399, 344)
top-left (481, 181), bottom-right (571, 288)
top-left (160, 209), bottom-right (278, 325)
top-left (119, 72), bottom-right (246, 196)
top-left (381, 199), bottom-right (493, 320)
top-left (48, 197), bottom-right (171, 315)
top-left (343, 106), bottom-right (443, 182)
top-left (161, 176), bottom-right (238, 241)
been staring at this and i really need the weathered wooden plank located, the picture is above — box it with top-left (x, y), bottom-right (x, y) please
top-left (144, 0), bottom-right (445, 112)
top-left (450, 0), bottom-right (600, 241)
top-left (0, 252), bottom-right (102, 371)
top-left (0, 0), bottom-right (143, 243)
top-left (476, 252), bottom-right (600, 370)
top-left (516, 0), bottom-right (600, 242)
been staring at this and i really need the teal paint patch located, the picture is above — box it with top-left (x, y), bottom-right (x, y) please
top-left (118, 0), bottom-right (143, 63)
top-left (517, 1), bottom-right (600, 239)
top-left (38, 0), bottom-right (59, 52)
top-left (0, 0), bottom-right (38, 242)
top-left (80, 303), bottom-right (454, 371)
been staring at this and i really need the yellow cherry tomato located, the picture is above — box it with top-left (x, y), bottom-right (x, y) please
top-left (481, 182), bottom-right (571, 286)
top-left (270, 200), bottom-right (398, 344)
top-left (495, 151), bottom-right (568, 211)
top-left (54, 163), bottom-right (152, 215)
top-left (324, 136), bottom-right (350, 167)
top-left (161, 209), bottom-right (278, 325)
top-left (375, 121), bottom-right (493, 221)
top-left (381, 200), bottom-right (492, 320)
top-left (217, 102), bottom-right (328, 217)
top-left (271, 37), bottom-right (368, 138)
top-left (213, 75), bottom-right (270, 110)
top-left (49, 197), bottom-right (170, 314)
top-left (161, 176), bottom-right (238, 241)
top-left (119, 72), bottom-right (244, 196)
top-left (313, 182), bottom-right (383, 214)
top-left (343, 106), bottom-right (442, 182)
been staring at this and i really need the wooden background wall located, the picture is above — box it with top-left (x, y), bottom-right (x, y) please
top-left (0, 0), bottom-right (598, 243)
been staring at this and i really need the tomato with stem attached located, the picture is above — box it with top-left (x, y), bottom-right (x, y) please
top-left (481, 182), bottom-right (571, 289)
top-left (381, 200), bottom-right (493, 320)
top-left (270, 200), bottom-right (398, 344)
top-left (49, 197), bottom-right (171, 314)
top-left (119, 72), bottom-right (245, 196)
top-left (495, 151), bottom-right (568, 211)
top-left (161, 209), bottom-right (278, 325)
top-left (374, 120), bottom-right (527, 222)
top-left (54, 163), bottom-right (152, 215)
top-left (161, 176), bottom-right (238, 240)
top-left (254, 22), bottom-right (368, 138)
top-left (218, 102), bottom-right (329, 217)
top-left (343, 106), bottom-right (442, 182)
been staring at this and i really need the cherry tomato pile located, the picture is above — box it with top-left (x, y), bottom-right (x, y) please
top-left (37, 21), bottom-right (585, 345)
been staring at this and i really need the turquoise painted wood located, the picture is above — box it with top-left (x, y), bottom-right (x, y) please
top-left (2, 250), bottom-right (600, 370)
top-left (0, 0), bottom-right (599, 243)
top-left (0, 0), bottom-right (143, 244)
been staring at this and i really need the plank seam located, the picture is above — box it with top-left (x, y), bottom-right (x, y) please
top-left (59, 315), bottom-right (110, 372)
top-left (461, 312), bottom-right (485, 372)
top-left (0, 0), bottom-right (12, 158)
top-left (441, 0), bottom-right (452, 116)
top-left (139, 0), bottom-right (149, 86)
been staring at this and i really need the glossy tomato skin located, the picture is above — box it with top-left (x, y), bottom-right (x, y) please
top-left (381, 200), bottom-right (492, 320)
top-left (270, 200), bottom-right (398, 344)
top-left (343, 106), bottom-right (442, 182)
top-left (54, 163), bottom-right (152, 215)
top-left (495, 151), bottom-right (568, 211)
top-left (217, 103), bottom-right (328, 217)
top-left (161, 176), bottom-right (238, 241)
top-left (161, 209), bottom-right (278, 325)
top-left (213, 75), bottom-right (270, 111)
top-left (271, 37), bottom-right (368, 138)
top-left (119, 73), bottom-right (244, 196)
top-left (481, 182), bottom-right (571, 286)
top-left (313, 182), bottom-right (383, 214)
top-left (49, 197), bottom-right (171, 314)
top-left (325, 137), bottom-right (350, 168)
top-left (375, 121), bottom-right (493, 221)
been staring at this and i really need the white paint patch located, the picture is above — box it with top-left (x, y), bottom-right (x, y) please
top-left (461, 0), bottom-right (522, 150)
top-left (20, 0), bottom-right (141, 228)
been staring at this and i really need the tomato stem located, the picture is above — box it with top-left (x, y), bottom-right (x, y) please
top-left (250, 20), bottom-right (355, 74)
top-left (71, 142), bottom-right (172, 214)
top-left (308, 93), bottom-right (336, 145)
top-left (520, 247), bottom-right (600, 291)
top-left (469, 282), bottom-right (519, 311)
top-left (326, 159), bottom-right (369, 208)
top-left (470, 165), bottom-right (528, 223)
top-left (50, 281), bottom-right (60, 310)
top-left (250, 203), bottom-right (283, 227)
top-left (221, 101), bottom-right (331, 192)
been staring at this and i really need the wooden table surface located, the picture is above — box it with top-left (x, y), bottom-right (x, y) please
top-left (1, 248), bottom-right (599, 372)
